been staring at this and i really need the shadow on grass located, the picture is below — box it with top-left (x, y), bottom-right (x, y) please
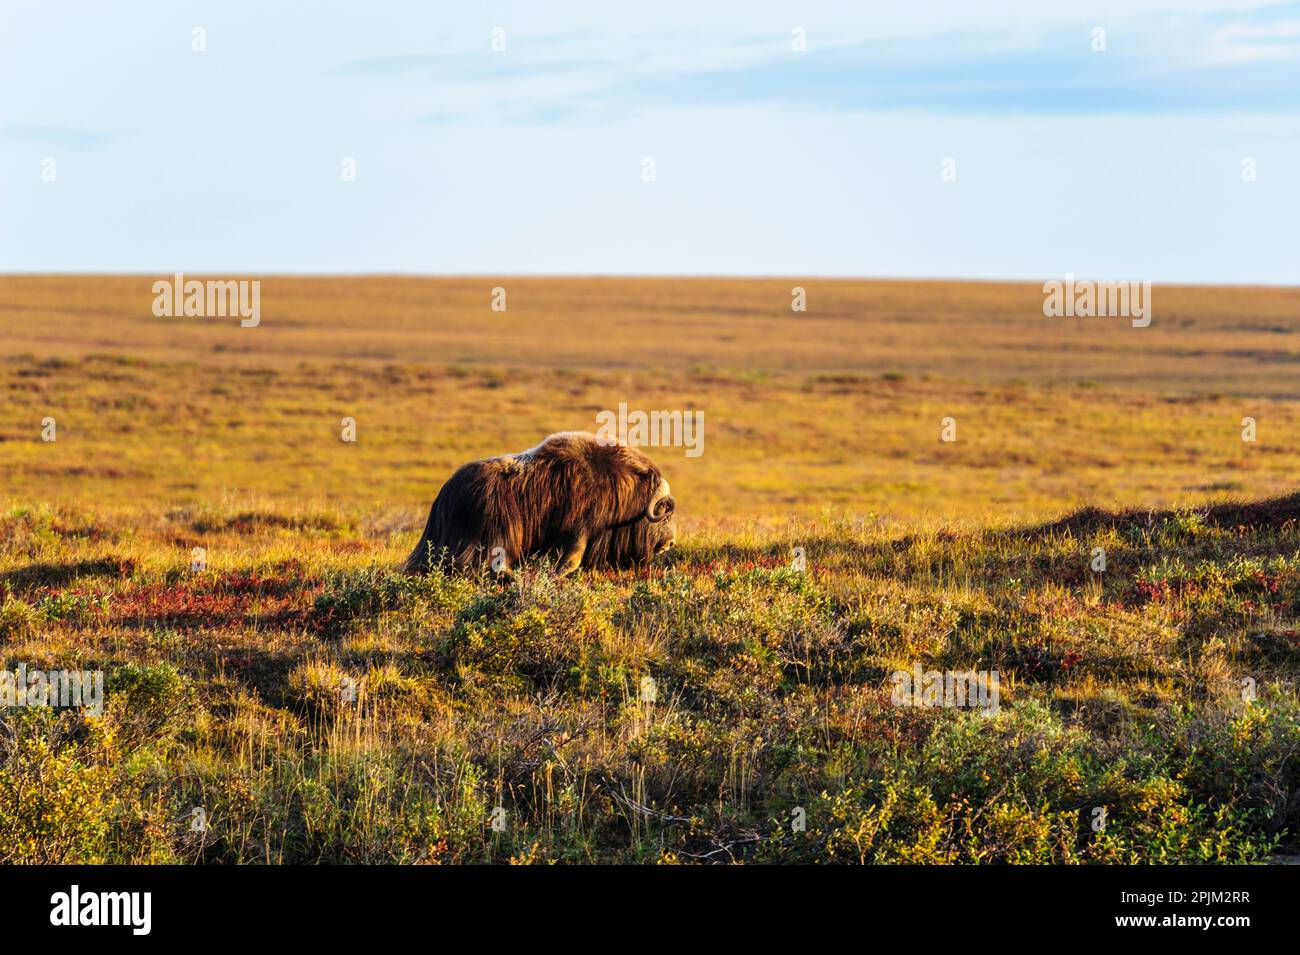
top-left (1022, 492), bottom-right (1300, 537)
top-left (679, 492), bottom-right (1300, 571)
top-left (0, 556), bottom-right (136, 591)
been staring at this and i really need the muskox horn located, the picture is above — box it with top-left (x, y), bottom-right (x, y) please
top-left (646, 479), bottom-right (675, 523)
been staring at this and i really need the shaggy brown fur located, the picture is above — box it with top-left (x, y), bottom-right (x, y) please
top-left (404, 432), bottom-right (676, 575)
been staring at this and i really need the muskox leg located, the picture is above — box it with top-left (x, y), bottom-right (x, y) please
top-left (556, 531), bottom-right (588, 576)
top-left (475, 536), bottom-right (526, 581)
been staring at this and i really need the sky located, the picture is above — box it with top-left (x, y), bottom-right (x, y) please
top-left (1, 0), bottom-right (1298, 282)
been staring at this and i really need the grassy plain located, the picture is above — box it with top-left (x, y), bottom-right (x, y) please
top-left (0, 275), bottom-right (1297, 863)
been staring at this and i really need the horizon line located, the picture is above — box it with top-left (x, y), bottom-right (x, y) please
top-left (2, 271), bottom-right (1298, 291)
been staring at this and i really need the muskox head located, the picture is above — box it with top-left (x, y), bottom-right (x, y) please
top-left (585, 474), bottom-right (677, 570)
top-left (405, 432), bottom-right (677, 575)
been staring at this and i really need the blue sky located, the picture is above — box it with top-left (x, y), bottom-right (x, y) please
top-left (2, 0), bottom-right (1298, 282)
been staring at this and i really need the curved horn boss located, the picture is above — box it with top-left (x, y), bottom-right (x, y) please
top-left (645, 477), bottom-right (676, 523)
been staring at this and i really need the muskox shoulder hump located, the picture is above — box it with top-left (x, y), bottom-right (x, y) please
top-left (513, 431), bottom-right (601, 462)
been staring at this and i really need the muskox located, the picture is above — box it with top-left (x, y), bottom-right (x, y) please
top-left (403, 432), bottom-right (676, 576)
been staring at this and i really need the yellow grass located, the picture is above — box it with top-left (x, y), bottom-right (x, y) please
top-left (2, 276), bottom-right (1298, 864)
top-left (1, 275), bottom-right (1297, 530)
